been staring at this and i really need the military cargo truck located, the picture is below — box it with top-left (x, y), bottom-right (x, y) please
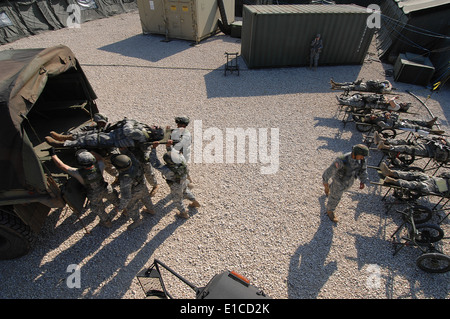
top-left (0, 45), bottom-right (99, 259)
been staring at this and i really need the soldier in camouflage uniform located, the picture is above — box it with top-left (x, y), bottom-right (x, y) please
top-left (322, 144), bottom-right (369, 223)
top-left (375, 133), bottom-right (450, 162)
top-left (50, 149), bottom-right (119, 228)
top-left (330, 79), bottom-right (393, 94)
top-left (45, 118), bottom-right (164, 149)
top-left (365, 112), bottom-right (443, 134)
top-left (169, 116), bottom-right (193, 186)
top-left (111, 151), bottom-right (155, 230)
top-left (127, 144), bottom-right (159, 197)
top-left (150, 140), bottom-right (200, 219)
top-left (380, 162), bottom-right (450, 196)
top-left (309, 34), bottom-right (323, 71)
top-left (170, 116), bottom-right (192, 163)
top-left (48, 113), bottom-right (121, 181)
top-left (336, 94), bottom-right (412, 113)
top-left (49, 113), bottom-right (110, 141)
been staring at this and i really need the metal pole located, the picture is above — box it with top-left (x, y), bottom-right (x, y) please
top-left (154, 259), bottom-right (200, 293)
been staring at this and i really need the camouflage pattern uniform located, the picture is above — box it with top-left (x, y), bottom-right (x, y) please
top-left (331, 79), bottom-right (392, 93)
top-left (128, 144), bottom-right (158, 189)
top-left (388, 171), bottom-right (450, 196)
top-left (150, 147), bottom-right (196, 216)
top-left (383, 136), bottom-right (450, 162)
top-left (336, 94), bottom-right (411, 112)
top-left (322, 151), bottom-right (369, 212)
top-left (53, 150), bottom-right (119, 226)
top-left (115, 151), bottom-right (155, 227)
top-left (171, 125), bottom-right (192, 163)
top-left (372, 113), bottom-right (436, 133)
top-left (69, 113), bottom-right (110, 137)
top-left (63, 118), bottom-right (163, 149)
top-left (310, 34), bottom-right (323, 69)
top-left (78, 163), bottom-right (119, 224)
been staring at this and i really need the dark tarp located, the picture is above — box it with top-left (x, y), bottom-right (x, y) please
top-left (377, 0), bottom-right (450, 84)
top-left (0, 1), bottom-right (33, 44)
top-left (0, 45), bottom-right (97, 191)
top-left (0, 0), bottom-right (137, 44)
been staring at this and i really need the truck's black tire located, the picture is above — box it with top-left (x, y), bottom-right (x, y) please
top-left (0, 208), bottom-right (34, 260)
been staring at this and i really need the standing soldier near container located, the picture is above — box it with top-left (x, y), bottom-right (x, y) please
top-left (111, 151), bottom-right (156, 230)
top-left (50, 148), bottom-right (119, 228)
top-left (310, 34), bottom-right (323, 71)
top-left (322, 144), bottom-right (369, 223)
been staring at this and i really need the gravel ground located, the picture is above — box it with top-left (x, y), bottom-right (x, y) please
top-left (0, 11), bottom-right (449, 300)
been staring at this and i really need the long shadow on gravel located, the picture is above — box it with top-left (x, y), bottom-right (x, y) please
top-left (73, 194), bottom-right (197, 298)
top-left (1, 194), bottom-right (191, 298)
top-left (349, 233), bottom-right (449, 299)
top-left (204, 65), bottom-right (362, 98)
top-left (97, 33), bottom-right (240, 63)
top-left (98, 34), bottom-right (190, 62)
top-left (287, 195), bottom-right (336, 298)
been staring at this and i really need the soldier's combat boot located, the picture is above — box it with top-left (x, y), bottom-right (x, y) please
top-left (377, 141), bottom-right (390, 150)
top-left (327, 211), bottom-right (338, 223)
top-left (50, 131), bottom-right (74, 141)
top-left (188, 200), bottom-right (200, 208)
top-left (100, 220), bottom-right (113, 228)
top-left (142, 208), bottom-right (156, 215)
top-left (45, 136), bottom-right (65, 147)
top-left (330, 78), bottom-right (336, 89)
top-left (380, 162), bottom-right (393, 177)
top-left (127, 217), bottom-right (143, 230)
top-left (149, 185), bottom-right (159, 197)
top-left (426, 117), bottom-right (438, 127)
top-left (177, 210), bottom-right (190, 219)
top-left (384, 176), bottom-right (398, 185)
top-left (373, 131), bottom-right (384, 145)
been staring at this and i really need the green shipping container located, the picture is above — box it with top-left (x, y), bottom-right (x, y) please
top-left (241, 4), bottom-right (375, 68)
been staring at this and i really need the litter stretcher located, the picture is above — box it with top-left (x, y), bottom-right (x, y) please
top-left (369, 166), bottom-right (450, 273)
top-left (336, 92), bottom-right (412, 126)
top-left (374, 135), bottom-right (450, 174)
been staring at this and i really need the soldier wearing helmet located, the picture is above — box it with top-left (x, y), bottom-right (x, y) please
top-left (322, 144), bottom-right (369, 223)
top-left (47, 113), bottom-right (119, 181)
top-left (50, 148), bottom-right (119, 228)
top-left (169, 116), bottom-right (193, 186)
top-left (170, 116), bottom-right (191, 162)
top-left (310, 33), bottom-right (323, 71)
top-left (111, 151), bottom-right (155, 230)
top-left (150, 140), bottom-right (199, 219)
